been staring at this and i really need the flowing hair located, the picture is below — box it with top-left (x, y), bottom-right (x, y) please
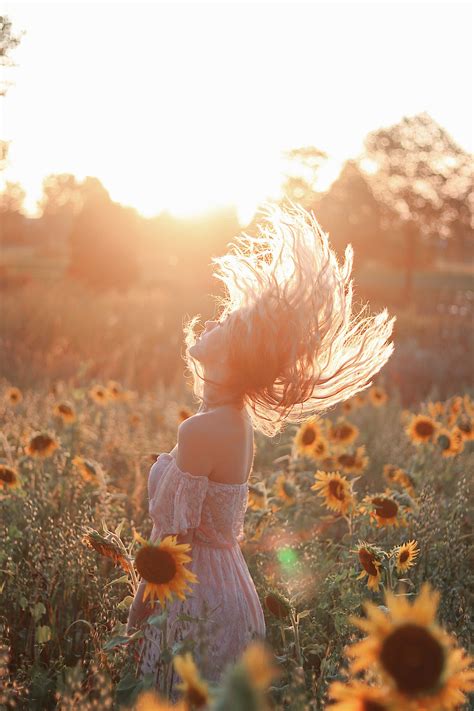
top-left (183, 199), bottom-right (396, 437)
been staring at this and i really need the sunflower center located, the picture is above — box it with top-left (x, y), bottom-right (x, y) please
top-left (415, 421), bottom-right (435, 437)
top-left (32, 435), bottom-right (53, 452)
top-left (364, 702), bottom-right (386, 711)
top-left (0, 467), bottom-right (15, 483)
top-left (372, 497), bottom-right (398, 518)
top-left (359, 548), bottom-right (378, 576)
top-left (338, 454), bottom-right (355, 467)
top-left (333, 425), bottom-right (352, 440)
top-left (436, 434), bottom-right (451, 450)
top-left (186, 685), bottom-right (208, 708)
top-left (399, 550), bottom-right (409, 563)
top-left (302, 428), bottom-right (317, 445)
top-left (328, 480), bottom-right (346, 501)
top-left (135, 546), bottom-right (177, 584)
top-left (380, 623), bottom-right (445, 694)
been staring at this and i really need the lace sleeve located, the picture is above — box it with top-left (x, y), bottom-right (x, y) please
top-left (148, 456), bottom-right (209, 537)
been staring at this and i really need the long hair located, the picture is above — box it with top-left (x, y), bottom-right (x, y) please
top-left (183, 199), bottom-right (396, 437)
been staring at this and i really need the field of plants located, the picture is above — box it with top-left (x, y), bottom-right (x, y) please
top-left (1, 371), bottom-right (473, 709)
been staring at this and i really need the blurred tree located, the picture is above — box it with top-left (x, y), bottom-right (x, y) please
top-left (0, 14), bottom-right (25, 172)
top-left (362, 111), bottom-right (474, 304)
top-left (0, 181), bottom-right (26, 245)
top-left (68, 177), bottom-right (141, 291)
top-left (37, 173), bottom-right (85, 217)
top-left (313, 159), bottom-right (397, 266)
top-left (280, 146), bottom-right (328, 210)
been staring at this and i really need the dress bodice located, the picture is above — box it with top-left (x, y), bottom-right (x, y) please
top-left (147, 453), bottom-right (249, 548)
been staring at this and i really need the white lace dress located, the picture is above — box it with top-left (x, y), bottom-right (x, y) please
top-left (129, 453), bottom-right (266, 698)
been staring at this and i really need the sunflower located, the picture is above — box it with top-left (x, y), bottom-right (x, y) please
top-left (305, 434), bottom-right (330, 461)
top-left (72, 456), bottom-right (105, 485)
top-left (463, 394), bottom-right (474, 418)
top-left (173, 652), bottom-right (209, 709)
top-left (53, 401), bottom-right (77, 423)
top-left (456, 416), bottom-right (474, 441)
top-left (264, 590), bottom-right (292, 620)
top-left (327, 680), bottom-right (396, 710)
top-left (106, 379), bottom-right (126, 401)
top-left (134, 532), bottom-right (198, 606)
top-left (368, 386), bottom-right (388, 407)
top-left (360, 494), bottom-right (404, 528)
top-left (427, 400), bottom-right (445, 419)
top-left (355, 541), bottom-right (386, 592)
top-left (346, 583), bottom-right (474, 709)
top-left (240, 640), bottom-right (280, 691)
top-left (354, 393), bottom-right (367, 408)
top-left (342, 399), bottom-right (355, 414)
top-left (274, 473), bottom-right (297, 506)
top-left (337, 445), bottom-right (369, 475)
top-left (405, 414), bottom-right (438, 445)
top-left (25, 432), bottom-right (59, 458)
top-left (134, 690), bottom-right (188, 711)
top-left (434, 427), bottom-right (465, 458)
top-left (178, 407), bottom-right (192, 422)
top-left (0, 463), bottom-right (20, 489)
top-left (383, 465), bottom-right (416, 499)
top-left (248, 484), bottom-right (268, 510)
top-left (88, 384), bottom-right (109, 406)
top-left (82, 528), bottom-right (131, 573)
top-left (390, 540), bottom-right (419, 574)
top-left (294, 417), bottom-right (323, 456)
top-left (4, 386), bottom-right (23, 405)
top-left (327, 420), bottom-right (359, 448)
top-left (311, 471), bottom-right (354, 515)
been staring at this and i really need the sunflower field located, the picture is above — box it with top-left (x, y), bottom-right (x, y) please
top-left (1, 379), bottom-right (473, 710)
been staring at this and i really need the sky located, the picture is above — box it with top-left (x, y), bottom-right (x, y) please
top-left (1, 0), bottom-right (472, 225)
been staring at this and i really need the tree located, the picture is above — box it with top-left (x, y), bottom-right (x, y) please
top-left (313, 159), bottom-right (395, 266)
top-left (0, 181), bottom-right (26, 245)
top-left (362, 111), bottom-right (474, 304)
top-left (68, 177), bottom-right (141, 291)
top-left (0, 15), bottom-right (25, 173)
top-left (37, 173), bottom-right (84, 217)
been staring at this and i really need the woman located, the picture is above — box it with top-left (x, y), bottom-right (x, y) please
top-left (126, 200), bottom-right (396, 697)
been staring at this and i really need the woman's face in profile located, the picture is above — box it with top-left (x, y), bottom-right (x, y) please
top-left (188, 319), bottom-right (228, 365)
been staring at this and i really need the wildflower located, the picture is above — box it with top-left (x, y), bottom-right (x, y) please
top-left (337, 445), bottom-right (369, 475)
top-left (0, 463), bottom-right (20, 489)
top-left (25, 432), bottom-right (59, 458)
top-left (327, 420), bottom-right (359, 447)
top-left (274, 473), bottom-right (297, 506)
top-left (405, 414), bottom-right (438, 445)
top-left (264, 590), bottom-right (292, 620)
top-left (311, 471), bottom-right (354, 515)
top-left (327, 679), bottom-right (396, 710)
top-left (133, 532), bottom-right (198, 607)
top-left (347, 583), bottom-right (474, 709)
top-left (88, 384), bottom-right (109, 406)
top-left (360, 494), bottom-right (405, 528)
top-left (53, 401), bottom-right (77, 424)
top-left (4, 386), bottom-right (23, 405)
top-left (173, 652), bottom-right (209, 709)
top-left (82, 529), bottom-right (131, 573)
top-left (390, 540), bottom-right (419, 574)
top-left (435, 427), bottom-right (465, 458)
top-left (72, 456), bottom-right (105, 485)
top-left (248, 484), bottom-right (268, 510)
top-left (294, 417), bottom-right (323, 456)
top-left (368, 386), bottom-right (388, 407)
top-left (355, 541), bottom-right (386, 592)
